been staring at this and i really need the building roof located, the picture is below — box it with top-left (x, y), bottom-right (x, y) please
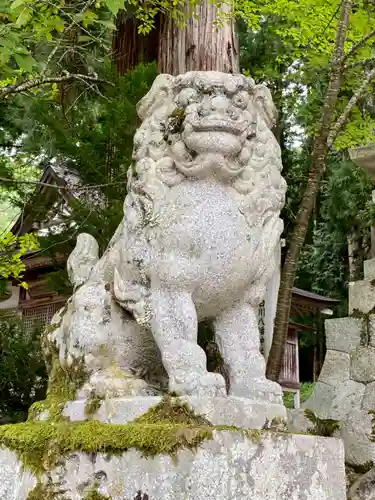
top-left (11, 164), bottom-right (80, 236)
top-left (292, 287), bottom-right (340, 304)
top-left (11, 163), bottom-right (103, 237)
top-left (291, 287), bottom-right (340, 316)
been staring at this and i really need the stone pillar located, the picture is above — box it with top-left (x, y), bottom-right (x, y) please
top-left (263, 241), bottom-right (282, 361)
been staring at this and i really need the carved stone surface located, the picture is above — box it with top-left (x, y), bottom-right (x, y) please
top-left (67, 233), bottom-right (99, 290)
top-left (0, 432), bottom-right (346, 500)
top-left (64, 396), bottom-right (286, 429)
top-left (43, 71), bottom-right (287, 415)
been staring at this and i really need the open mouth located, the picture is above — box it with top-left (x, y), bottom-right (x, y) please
top-left (191, 117), bottom-right (248, 135)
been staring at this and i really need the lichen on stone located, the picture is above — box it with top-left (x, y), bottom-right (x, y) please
top-left (84, 393), bottom-right (103, 417)
top-left (84, 488), bottom-right (111, 500)
top-left (368, 410), bottom-right (375, 442)
top-left (350, 307), bottom-right (375, 346)
top-left (304, 408), bottom-right (341, 437)
top-left (26, 479), bottom-right (58, 500)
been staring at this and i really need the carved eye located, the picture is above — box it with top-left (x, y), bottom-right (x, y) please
top-left (233, 91), bottom-right (250, 109)
top-left (178, 88), bottom-right (199, 107)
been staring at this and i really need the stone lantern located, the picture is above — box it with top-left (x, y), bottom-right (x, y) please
top-left (349, 143), bottom-right (375, 257)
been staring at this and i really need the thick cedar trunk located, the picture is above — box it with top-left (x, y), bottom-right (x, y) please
top-left (112, 11), bottom-right (159, 75)
top-left (266, 0), bottom-right (353, 381)
top-left (112, 1), bottom-right (239, 76)
top-left (158, 1), bottom-right (239, 75)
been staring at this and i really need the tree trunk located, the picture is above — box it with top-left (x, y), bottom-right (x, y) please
top-left (347, 228), bottom-right (363, 281)
top-left (112, 11), bottom-right (159, 75)
top-left (158, 0), bottom-right (239, 75)
top-left (266, 0), bottom-right (353, 382)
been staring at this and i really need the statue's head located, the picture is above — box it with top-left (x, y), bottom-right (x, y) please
top-left (134, 71), bottom-right (279, 181)
top-left (133, 71), bottom-right (286, 231)
top-left (175, 72), bottom-right (256, 158)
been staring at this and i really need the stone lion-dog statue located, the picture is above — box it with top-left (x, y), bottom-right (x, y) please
top-left (45, 72), bottom-right (286, 407)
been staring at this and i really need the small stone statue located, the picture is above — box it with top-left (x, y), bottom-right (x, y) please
top-left (45, 72), bottom-right (286, 407)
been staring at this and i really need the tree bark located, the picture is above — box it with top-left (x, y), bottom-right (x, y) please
top-left (347, 228), bottom-right (363, 282)
top-left (158, 0), bottom-right (239, 75)
top-left (266, 0), bottom-right (353, 381)
top-left (112, 11), bottom-right (160, 75)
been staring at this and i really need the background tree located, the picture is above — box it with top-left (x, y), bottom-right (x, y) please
top-left (267, 0), bottom-right (375, 380)
top-left (0, 316), bottom-right (47, 424)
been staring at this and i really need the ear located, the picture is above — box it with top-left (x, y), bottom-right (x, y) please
top-left (136, 74), bottom-right (175, 121)
top-left (252, 84), bottom-right (278, 129)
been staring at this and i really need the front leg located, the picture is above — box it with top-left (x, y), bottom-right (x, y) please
top-left (214, 300), bottom-right (283, 403)
top-left (150, 287), bottom-right (226, 397)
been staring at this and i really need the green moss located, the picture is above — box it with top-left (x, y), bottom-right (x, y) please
top-left (85, 394), bottom-right (103, 417)
top-left (28, 398), bottom-right (61, 422)
top-left (28, 357), bottom-right (88, 423)
top-left (167, 107), bottom-right (185, 135)
top-left (47, 357), bottom-right (87, 401)
top-left (304, 409), bottom-right (341, 437)
top-left (348, 460), bottom-right (374, 474)
top-left (27, 480), bottom-right (58, 500)
top-left (135, 396), bottom-right (212, 427)
top-left (84, 488), bottom-right (111, 500)
top-left (368, 410), bottom-right (375, 443)
top-left (350, 307), bottom-right (375, 346)
top-left (0, 420), bottom-right (214, 475)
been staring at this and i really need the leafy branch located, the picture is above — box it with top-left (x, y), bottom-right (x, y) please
top-left (342, 27), bottom-right (375, 63)
top-left (328, 66), bottom-right (375, 147)
top-left (0, 73), bottom-right (114, 99)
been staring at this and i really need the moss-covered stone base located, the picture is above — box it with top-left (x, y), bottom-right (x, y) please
top-left (0, 419), bottom-right (214, 476)
top-left (0, 424), bottom-right (346, 500)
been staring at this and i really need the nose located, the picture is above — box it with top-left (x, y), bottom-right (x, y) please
top-left (200, 95), bottom-right (231, 116)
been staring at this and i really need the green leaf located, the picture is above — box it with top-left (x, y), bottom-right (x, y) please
top-left (78, 35), bottom-right (93, 42)
top-left (15, 6), bottom-right (31, 26)
top-left (95, 19), bottom-right (116, 29)
top-left (104, 0), bottom-right (124, 15)
top-left (14, 53), bottom-right (36, 73)
top-left (10, 0), bottom-right (25, 10)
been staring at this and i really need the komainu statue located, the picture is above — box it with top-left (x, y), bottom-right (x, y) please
top-left (45, 72), bottom-right (287, 412)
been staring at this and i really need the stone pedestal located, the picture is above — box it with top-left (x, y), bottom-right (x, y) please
top-left (63, 396), bottom-right (287, 429)
top-left (0, 429), bottom-right (346, 500)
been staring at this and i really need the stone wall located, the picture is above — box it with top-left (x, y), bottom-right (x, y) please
top-left (303, 258), bottom-right (375, 467)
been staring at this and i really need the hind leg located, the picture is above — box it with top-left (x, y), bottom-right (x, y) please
top-left (150, 287), bottom-right (226, 397)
